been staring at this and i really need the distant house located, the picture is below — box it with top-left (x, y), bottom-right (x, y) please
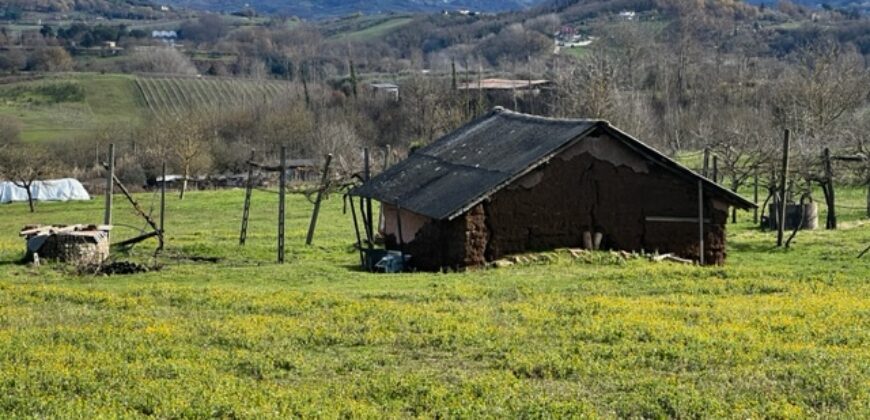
top-left (351, 108), bottom-right (754, 271)
top-left (369, 82), bottom-right (400, 101)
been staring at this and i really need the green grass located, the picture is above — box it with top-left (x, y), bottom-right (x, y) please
top-left (0, 186), bottom-right (868, 417)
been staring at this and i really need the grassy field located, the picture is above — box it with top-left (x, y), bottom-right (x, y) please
top-left (0, 186), bottom-right (867, 417)
top-left (0, 74), bottom-right (297, 143)
top-left (0, 74), bottom-right (143, 142)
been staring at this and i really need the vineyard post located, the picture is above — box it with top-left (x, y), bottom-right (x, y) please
top-left (158, 161), bottom-right (166, 252)
top-left (240, 150), bottom-right (255, 246)
top-left (278, 146), bottom-right (286, 264)
top-left (364, 147), bottom-right (373, 243)
top-left (698, 180), bottom-right (705, 265)
top-left (306, 154), bottom-right (333, 246)
top-left (777, 130), bottom-right (790, 247)
top-left (823, 147), bottom-right (837, 230)
top-left (753, 170), bottom-right (759, 225)
top-left (104, 144), bottom-right (114, 238)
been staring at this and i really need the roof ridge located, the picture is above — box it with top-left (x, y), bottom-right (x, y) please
top-left (491, 107), bottom-right (604, 125)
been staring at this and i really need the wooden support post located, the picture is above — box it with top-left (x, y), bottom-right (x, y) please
top-left (348, 196), bottom-right (365, 267)
top-left (306, 154), bottom-right (333, 246)
top-left (753, 170), bottom-right (759, 225)
top-left (104, 144), bottom-right (114, 235)
top-left (364, 147), bottom-right (374, 244)
top-left (158, 161), bottom-right (166, 252)
top-left (702, 148), bottom-right (710, 178)
top-left (698, 180), bottom-right (705, 265)
top-left (777, 129), bottom-right (790, 247)
top-left (239, 150), bottom-right (255, 246)
top-left (278, 146), bottom-right (286, 264)
top-left (396, 201), bottom-right (405, 262)
top-left (823, 147), bottom-right (837, 230)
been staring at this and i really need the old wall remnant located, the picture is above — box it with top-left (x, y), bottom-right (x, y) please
top-left (20, 225), bottom-right (111, 265)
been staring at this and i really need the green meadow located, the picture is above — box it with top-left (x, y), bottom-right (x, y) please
top-left (0, 188), bottom-right (868, 417)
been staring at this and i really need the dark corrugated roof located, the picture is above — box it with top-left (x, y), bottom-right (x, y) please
top-left (351, 108), bottom-right (597, 220)
top-left (351, 107), bottom-right (755, 220)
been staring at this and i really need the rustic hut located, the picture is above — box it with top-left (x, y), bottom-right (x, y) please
top-left (351, 108), bottom-right (755, 271)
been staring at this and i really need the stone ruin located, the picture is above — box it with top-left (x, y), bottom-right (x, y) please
top-left (20, 224), bottom-right (111, 266)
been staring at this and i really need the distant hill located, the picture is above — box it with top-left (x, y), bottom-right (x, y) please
top-left (165, 0), bottom-right (542, 18)
top-left (0, 0), bottom-right (168, 19)
top-left (745, 0), bottom-right (867, 11)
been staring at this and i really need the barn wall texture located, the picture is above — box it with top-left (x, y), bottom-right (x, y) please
top-left (387, 131), bottom-right (730, 270)
top-left (484, 131), bottom-right (728, 265)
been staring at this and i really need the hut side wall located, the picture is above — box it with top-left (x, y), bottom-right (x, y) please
top-left (484, 132), bottom-right (729, 265)
top-left (386, 204), bottom-right (488, 271)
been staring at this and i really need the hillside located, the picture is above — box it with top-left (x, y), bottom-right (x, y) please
top-left (0, 0), bottom-right (169, 19)
top-left (165, 0), bottom-right (542, 18)
top-left (0, 74), bottom-right (296, 143)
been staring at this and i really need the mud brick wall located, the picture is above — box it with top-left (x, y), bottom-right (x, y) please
top-left (390, 204), bottom-right (488, 271)
top-left (484, 131), bottom-right (729, 264)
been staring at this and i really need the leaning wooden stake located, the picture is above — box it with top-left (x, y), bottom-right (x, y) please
top-left (104, 144), bottom-right (115, 236)
top-left (306, 154), bottom-right (333, 246)
top-left (777, 130), bottom-right (790, 247)
top-left (698, 180), bottom-right (705, 265)
top-left (278, 146), bottom-right (287, 264)
top-left (239, 150), bottom-right (255, 246)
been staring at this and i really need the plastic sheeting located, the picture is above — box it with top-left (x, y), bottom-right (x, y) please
top-left (0, 178), bottom-right (91, 204)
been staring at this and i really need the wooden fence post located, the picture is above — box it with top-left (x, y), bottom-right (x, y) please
top-left (104, 144), bottom-right (114, 236)
top-left (364, 147), bottom-right (374, 243)
top-left (278, 146), bottom-right (286, 264)
top-left (753, 170), bottom-right (759, 225)
top-left (158, 161), bottom-right (166, 252)
top-left (698, 180), bottom-right (705, 265)
top-left (239, 150), bottom-right (255, 246)
top-left (777, 129), bottom-right (790, 247)
top-left (306, 154), bottom-right (333, 246)
top-left (823, 147), bottom-right (837, 230)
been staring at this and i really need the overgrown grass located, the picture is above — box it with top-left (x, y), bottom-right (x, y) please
top-left (0, 188), bottom-right (868, 417)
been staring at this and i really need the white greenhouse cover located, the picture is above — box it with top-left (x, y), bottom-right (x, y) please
top-left (0, 178), bottom-right (91, 204)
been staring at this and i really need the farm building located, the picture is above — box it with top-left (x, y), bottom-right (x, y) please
top-left (351, 107), bottom-right (755, 271)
